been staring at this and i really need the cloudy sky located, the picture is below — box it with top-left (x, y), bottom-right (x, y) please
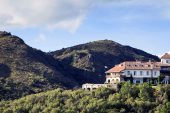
top-left (0, 0), bottom-right (170, 56)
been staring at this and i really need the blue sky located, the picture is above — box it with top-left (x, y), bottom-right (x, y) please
top-left (0, 0), bottom-right (170, 56)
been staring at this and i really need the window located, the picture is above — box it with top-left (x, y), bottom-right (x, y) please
top-left (107, 73), bottom-right (110, 75)
top-left (127, 71), bottom-right (131, 75)
top-left (166, 60), bottom-right (169, 63)
top-left (136, 80), bottom-right (141, 84)
top-left (154, 71), bottom-right (157, 76)
top-left (134, 71), bottom-right (136, 76)
top-left (147, 71), bottom-right (149, 75)
top-left (140, 71), bottom-right (143, 76)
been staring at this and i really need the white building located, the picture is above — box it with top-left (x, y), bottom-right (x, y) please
top-left (161, 53), bottom-right (170, 64)
top-left (82, 83), bottom-right (117, 90)
top-left (160, 53), bottom-right (170, 84)
top-left (82, 53), bottom-right (170, 90)
top-left (105, 61), bottom-right (160, 84)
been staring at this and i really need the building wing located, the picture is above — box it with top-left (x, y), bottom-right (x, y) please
top-left (161, 53), bottom-right (170, 59)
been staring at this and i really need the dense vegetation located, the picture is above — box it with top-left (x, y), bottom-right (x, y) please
top-left (0, 83), bottom-right (169, 113)
top-left (51, 40), bottom-right (160, 84)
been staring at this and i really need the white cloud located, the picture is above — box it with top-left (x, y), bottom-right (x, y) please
top-left (49, 15), bottom-right (85, 33)
top-left (0, 0), bottom-right (94, 32)
top-left (33, 34), bottom-right (47, 44)
top-left (1, 0), bottom-right (170, 33)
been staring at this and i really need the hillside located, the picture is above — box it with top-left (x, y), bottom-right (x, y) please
top-left (0, 31), bottom-right (78, 100)
top-left (0, 84), bottom-right (169, 113)
top-left (0, 32), bottom-right (160, 100)
top-left (51, 40), bottom-right (160, 84)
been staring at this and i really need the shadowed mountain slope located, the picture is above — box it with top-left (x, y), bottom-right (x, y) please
top-left (0, 31), bottom-right (78, 100)
top-left (0, 31), bottom-right (160, 100)
top-left (51, 40), bottom-right (160, 84)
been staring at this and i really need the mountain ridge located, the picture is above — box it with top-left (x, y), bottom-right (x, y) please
top-left (51, 39), bottom-right (160, 84)
top-left (0, 31), bottom-right (78, 100)
top-left (0, 31), bottom-right (160, 100)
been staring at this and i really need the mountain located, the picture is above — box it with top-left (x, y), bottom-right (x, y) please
top-left (0, 31), bottom-right (160, 100)
top-left (0, 31), bottom-right (78, 100)
top-left (51, 40), bottom-right (160, 84)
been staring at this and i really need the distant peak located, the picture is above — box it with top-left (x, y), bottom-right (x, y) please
top-left (0, 31), bottom-right (12, 37)
top-left (0, 31), bottom-right (25, 44)
top-left (90, 39), bottom-right (121, 45)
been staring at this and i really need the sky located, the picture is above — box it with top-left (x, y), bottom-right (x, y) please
top-left (0, 0), bottom-right (170, 56)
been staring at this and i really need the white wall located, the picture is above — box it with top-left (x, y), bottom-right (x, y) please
top-left (106, 77), bottom-right (121, 84)
top-left (161, 59), bottom-right (170, 64)
top-left (123, 70), bottom-right (160, 78)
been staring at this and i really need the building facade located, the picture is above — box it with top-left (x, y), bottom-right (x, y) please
top-left (161, 53), bottom-right (170, 64)
top-left (161, 53), bottom-right (170, 84)
top-left (82, 83), bottom-right (117, 91)
top-left (105, 61), bottom-right (161, 84)
top-left (82, 53), bottom-right (170, 90)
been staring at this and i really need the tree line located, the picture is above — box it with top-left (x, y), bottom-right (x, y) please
top-left (0, 82), bottom-right (170, 113)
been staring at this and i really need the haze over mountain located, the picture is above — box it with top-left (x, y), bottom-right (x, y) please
top-left (0, 31), bottom-right (159, 100)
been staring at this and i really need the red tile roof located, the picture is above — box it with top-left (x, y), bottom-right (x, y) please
top-left (106, 63), bottom-right (125, 73)
top-left (161, 53), bottom-right (170, 59)
top-left (106, 61), bottom-right (161, 73)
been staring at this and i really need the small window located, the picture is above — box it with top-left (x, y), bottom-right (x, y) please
top-left (166, 60), bottom-right (169, 63)
top-left (107, 73), bottom-right (110, 75)
top-left (147, 71), bottom-right (149, 75)
top-left (154, 71), bottom-right (157, 76)
top-left (127, 71), bottom-right (131, 75)
top-left (136, 80), bottom-right (141, 84)
top-left (140, 71), bottom-right (143, 75)
top-left (134, 71), bottom-right (136, 75)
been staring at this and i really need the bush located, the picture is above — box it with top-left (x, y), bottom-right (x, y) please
top-left (0, 83), bottom-right (170, 113)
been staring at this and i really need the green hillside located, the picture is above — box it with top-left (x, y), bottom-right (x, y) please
top-left (0, 83), bottom-right (169, 113)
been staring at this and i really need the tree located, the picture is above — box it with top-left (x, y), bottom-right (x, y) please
top-left (130, 74), bottom-right (133, 84)
top-left (139, 83), bottom-right (154, 101)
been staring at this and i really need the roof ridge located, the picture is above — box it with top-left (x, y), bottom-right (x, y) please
top-left (161, 53), bottom-right (170, 59)
top-left (106, 61), bottom-right (161, 73)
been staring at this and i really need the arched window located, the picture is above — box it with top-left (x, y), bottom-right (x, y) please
top-left (93, 88), bottom-right (97, 90)
top-left (116, 79), bottom-right (119, 82)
